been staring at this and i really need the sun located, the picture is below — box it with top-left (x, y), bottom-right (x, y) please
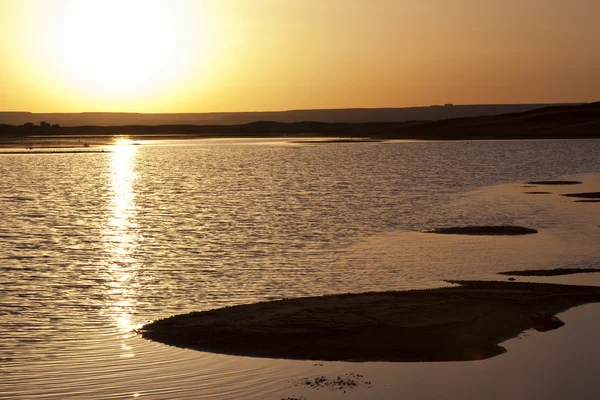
top-left (113, 137), bottom-right (134, 146)
top-left (41, 0), bottom-right (208, 98)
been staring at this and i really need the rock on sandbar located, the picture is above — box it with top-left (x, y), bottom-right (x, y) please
top-left (427, 226), bottom-right (537, 235)
top-left (139, 281), bottom-right (600, 362)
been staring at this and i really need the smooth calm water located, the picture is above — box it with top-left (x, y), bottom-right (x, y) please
top-left (2, 138), bottom-right (600, 399)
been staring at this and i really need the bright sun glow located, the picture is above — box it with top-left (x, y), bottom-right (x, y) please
top-left (42, 0), bottom-right (209, 97)
top-left (114, 138), bottom-right (133, 147)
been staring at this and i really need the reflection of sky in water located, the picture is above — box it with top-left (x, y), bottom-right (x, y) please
top-left (340, 174), bottom-right (600, 286)
top-left (102, 139), bottom-right (141, 339)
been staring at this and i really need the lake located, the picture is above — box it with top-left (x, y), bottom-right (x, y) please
top-left (2, 138), bottom-right (600, 399)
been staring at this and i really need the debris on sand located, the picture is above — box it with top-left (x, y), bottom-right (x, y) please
top-left (294, 373), bottom-right (372, 391)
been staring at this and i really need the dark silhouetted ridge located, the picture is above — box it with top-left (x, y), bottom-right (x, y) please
top-left (1, 102), bottom-right (599, 141)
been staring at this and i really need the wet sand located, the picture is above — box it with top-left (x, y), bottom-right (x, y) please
top-left (140, 280), bottom-right (600, 362)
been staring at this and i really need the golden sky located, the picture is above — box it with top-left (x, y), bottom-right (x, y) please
top-left (1, 0), bottom-right (599, 113)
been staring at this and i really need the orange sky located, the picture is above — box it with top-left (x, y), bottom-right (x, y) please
top-left (1, 0), bottom-right (599, 113)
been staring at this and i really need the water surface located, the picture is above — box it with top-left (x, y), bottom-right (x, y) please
top-left (2, 138), bottom-right (600, 399)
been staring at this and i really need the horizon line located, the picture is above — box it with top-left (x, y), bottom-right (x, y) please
top-left (0, 102), bottom-right (587, 115)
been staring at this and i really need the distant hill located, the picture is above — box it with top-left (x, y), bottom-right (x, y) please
top-left (0, 103), bottom-right (579, 126)
top-left (386, 101), bottom-right (600, 140)
top-left (1, 102), bottom-right (599, 141)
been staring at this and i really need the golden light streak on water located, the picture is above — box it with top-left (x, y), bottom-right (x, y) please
top-left (102, 139), bottom-right (141, 346)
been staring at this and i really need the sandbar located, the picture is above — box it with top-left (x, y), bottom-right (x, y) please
top-left (291, 139), bottom-right (383, 144)
top-left (499, 268), bottom-right (600, 276)
top-left (427, 226), bottom-right (537, 235)
top-left (561, 192), bottom-right (600, 199)
top-left (140, 280), bottom-right (600, 362)
top-left (526, 180), bottom-right (582, 185)
top-left (0, 150), bottom-right (110, 155)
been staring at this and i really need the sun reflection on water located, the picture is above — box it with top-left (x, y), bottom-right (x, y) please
top-left (102, 139), bottom-right (142, 344)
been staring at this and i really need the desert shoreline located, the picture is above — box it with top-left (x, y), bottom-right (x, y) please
top-left (2, 134), bottom-right (600, 152)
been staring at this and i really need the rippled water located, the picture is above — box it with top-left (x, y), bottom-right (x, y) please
top-left (2, 138), bottom-right (600, 399)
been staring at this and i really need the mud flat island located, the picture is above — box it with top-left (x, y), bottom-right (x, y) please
top-left (499, 268), bottom-right (600, 276)
top-left (561, 192), bottom-right (600, 199)
top-left (140, 280), bottom-right (600, 362)
top-left (291, 139), bottom-right (383, 144)
top-left (427, 225), bottom-right (537, 235)
top-left (526, 180), bottom-right (582, 185)
top-left (0, 149), bottom-right (110, 154)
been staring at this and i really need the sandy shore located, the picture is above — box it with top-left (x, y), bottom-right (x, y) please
top-left (140, 280), bottom-right (600, 362)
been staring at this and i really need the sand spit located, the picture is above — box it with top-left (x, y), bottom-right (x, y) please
top-left (139, 281), bottom-right (600, 362)
top-left (0, 150), bottom-right (110, 155)
top-left (561, 192), bottom-right (600, 199)
top-left (499, 268), bottom-right (600, 276)
top-left (427, 226), bottom-right (537, 235)
top-left (526, 180), bottom-right (582, 185)
top-left (291, 139), bottom-right (383, 144)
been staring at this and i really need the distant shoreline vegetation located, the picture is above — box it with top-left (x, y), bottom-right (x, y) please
top-left (8, 121), bottom-right (61, 133)
top-left (1, 102), bottom-right (599, 142)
